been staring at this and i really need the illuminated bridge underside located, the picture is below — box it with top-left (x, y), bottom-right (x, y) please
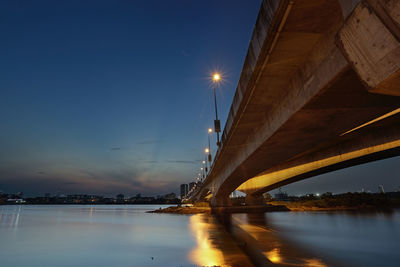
top-left (238, 118), bottom-right (400, 204)
top-left (190, 0), bottom-right (400, 207)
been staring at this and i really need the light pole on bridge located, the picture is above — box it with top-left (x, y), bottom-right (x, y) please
top-left (212, 73), bottom-right (221, 147)
top-left (207, 128), bottom-right (212, 163)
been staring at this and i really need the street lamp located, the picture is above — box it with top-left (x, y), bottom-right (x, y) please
top-left (202, 156), bottom-right (208, 175)
top-left (207, 128), bottom-right (212, 163)
top-left (212, 73), bottom-right (221, 146)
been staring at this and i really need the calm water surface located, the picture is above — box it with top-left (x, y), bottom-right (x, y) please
top-left (1, 205), bottom-right (399, 266)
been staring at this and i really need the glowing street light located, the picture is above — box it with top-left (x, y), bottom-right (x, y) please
top-left (207, 128), bottom-right (212, 163)
top-left (213, 73), bottom-right (220, 81)
top-left (212, 73), bottom-right (221, 146)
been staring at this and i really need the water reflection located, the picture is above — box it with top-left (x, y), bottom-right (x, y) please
top-left (263, 247), bottom-right (327, 267)
top-left (265, 210), bottom-right (400, 267)
top-left (0, 205), bottom-right (22, 228)
top-left (189, 215), bottom-right (224, 266)
top-left (212, 213), bottom-right (339, 267)
top-left (189, 212), bottom-right (333, 266)
top-left (1, 206), bottom-right (398, 266)
top-left (265, 248), bottom-right (281, 263)
top-left (232, 213), bottom-right (331, 266)
top-left (189, 214), bottom-right (252, 266)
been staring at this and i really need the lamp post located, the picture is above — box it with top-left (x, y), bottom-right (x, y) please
top-left (202, 159), bottom-right (207, 175)
top-left (207, 128), bottom-right (212, 163)
top-left (204, 148), bottom-right (210, 173)
top-left (212, 73), bottom-right (221, 146)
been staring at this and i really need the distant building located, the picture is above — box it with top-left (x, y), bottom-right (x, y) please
top-left (378, 185), bottom-right (385, 194)
top-left (188, 182), bottom-right (196, 192)
top-left (180, 184), bottom-right (188, 199)
top-left (274, 188), bottom-right (289, 201)
top-left (164, 193), bottom-right (176, 200)
top-left (116, 194), bottom-right (125, 203)
top-left (7, 198), bottom-right (26, 204)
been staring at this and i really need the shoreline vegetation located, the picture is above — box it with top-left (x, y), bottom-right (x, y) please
top-left (272, 191), bottom-right (400, 211)
top-left (150, 192), bottom-right (400, 214)
top-left (2, 192), bottom-right (399, 214)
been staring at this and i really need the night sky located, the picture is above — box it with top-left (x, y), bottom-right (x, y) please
top-left (1, 0), bottom-right (399, 197)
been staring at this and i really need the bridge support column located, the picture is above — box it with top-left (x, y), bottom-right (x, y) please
top-left (245, 193), bottom-right (266, 206)
top-left (210, 195), bottom-right (232, 208)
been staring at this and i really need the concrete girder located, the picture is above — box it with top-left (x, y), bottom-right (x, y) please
top-left (337, 0), bottom-right (400, 96)
top-left (237, 121), bottom-right (400, 196)
top-left (209, 2), bottom-right (349, 206)
top-left (190, 186), bottom-right (210, 203)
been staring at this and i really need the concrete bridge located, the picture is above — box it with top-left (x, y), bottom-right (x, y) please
top-left (189, 0), bottom-right (400, 207)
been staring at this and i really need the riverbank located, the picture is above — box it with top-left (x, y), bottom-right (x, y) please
top-left (149, 201), bottom-right (399, 214)
top-left (269, 201), bottom-right (398, 211)
top-left (271, 192), bottom-right (400, 211)
top-left (148, 206), bottom-right (211, 214)
top-left (148, 204), bottom-right (290, 214)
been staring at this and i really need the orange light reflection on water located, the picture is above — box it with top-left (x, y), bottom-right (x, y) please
top-left (265, 248), bottom-right (281, 263)
top-left (189, 214), bottom-right (225, 266)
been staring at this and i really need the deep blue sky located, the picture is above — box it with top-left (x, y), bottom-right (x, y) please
top-left (1, 0), bottom-right (399, 197)
top-left (0, 0), bottom-right (263, 196)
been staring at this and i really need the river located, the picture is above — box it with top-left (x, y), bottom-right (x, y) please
top-left (0, 205), bottom-right (399, 266)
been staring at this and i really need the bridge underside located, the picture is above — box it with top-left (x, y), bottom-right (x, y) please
top-left (215, 67), bottom-right (400, 206)
top-left (190, 0), bottom-right (400, 207)
top-left (238, 113), bottom-right (400, 204)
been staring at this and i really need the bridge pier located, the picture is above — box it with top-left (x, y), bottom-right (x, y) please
top-left (210, 195), bottom-right (232, 208)
top-left (245, 193), bottom-right (266, 206)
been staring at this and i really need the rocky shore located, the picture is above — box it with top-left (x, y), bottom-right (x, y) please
top-left (147, 206), bottom-right (211, 214)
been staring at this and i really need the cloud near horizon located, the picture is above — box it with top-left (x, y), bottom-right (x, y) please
top-left (0, 165), bottom-right (182, 197)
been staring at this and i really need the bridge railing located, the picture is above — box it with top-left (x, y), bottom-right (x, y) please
top-left (218, 0), bottom-right (280, 151)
